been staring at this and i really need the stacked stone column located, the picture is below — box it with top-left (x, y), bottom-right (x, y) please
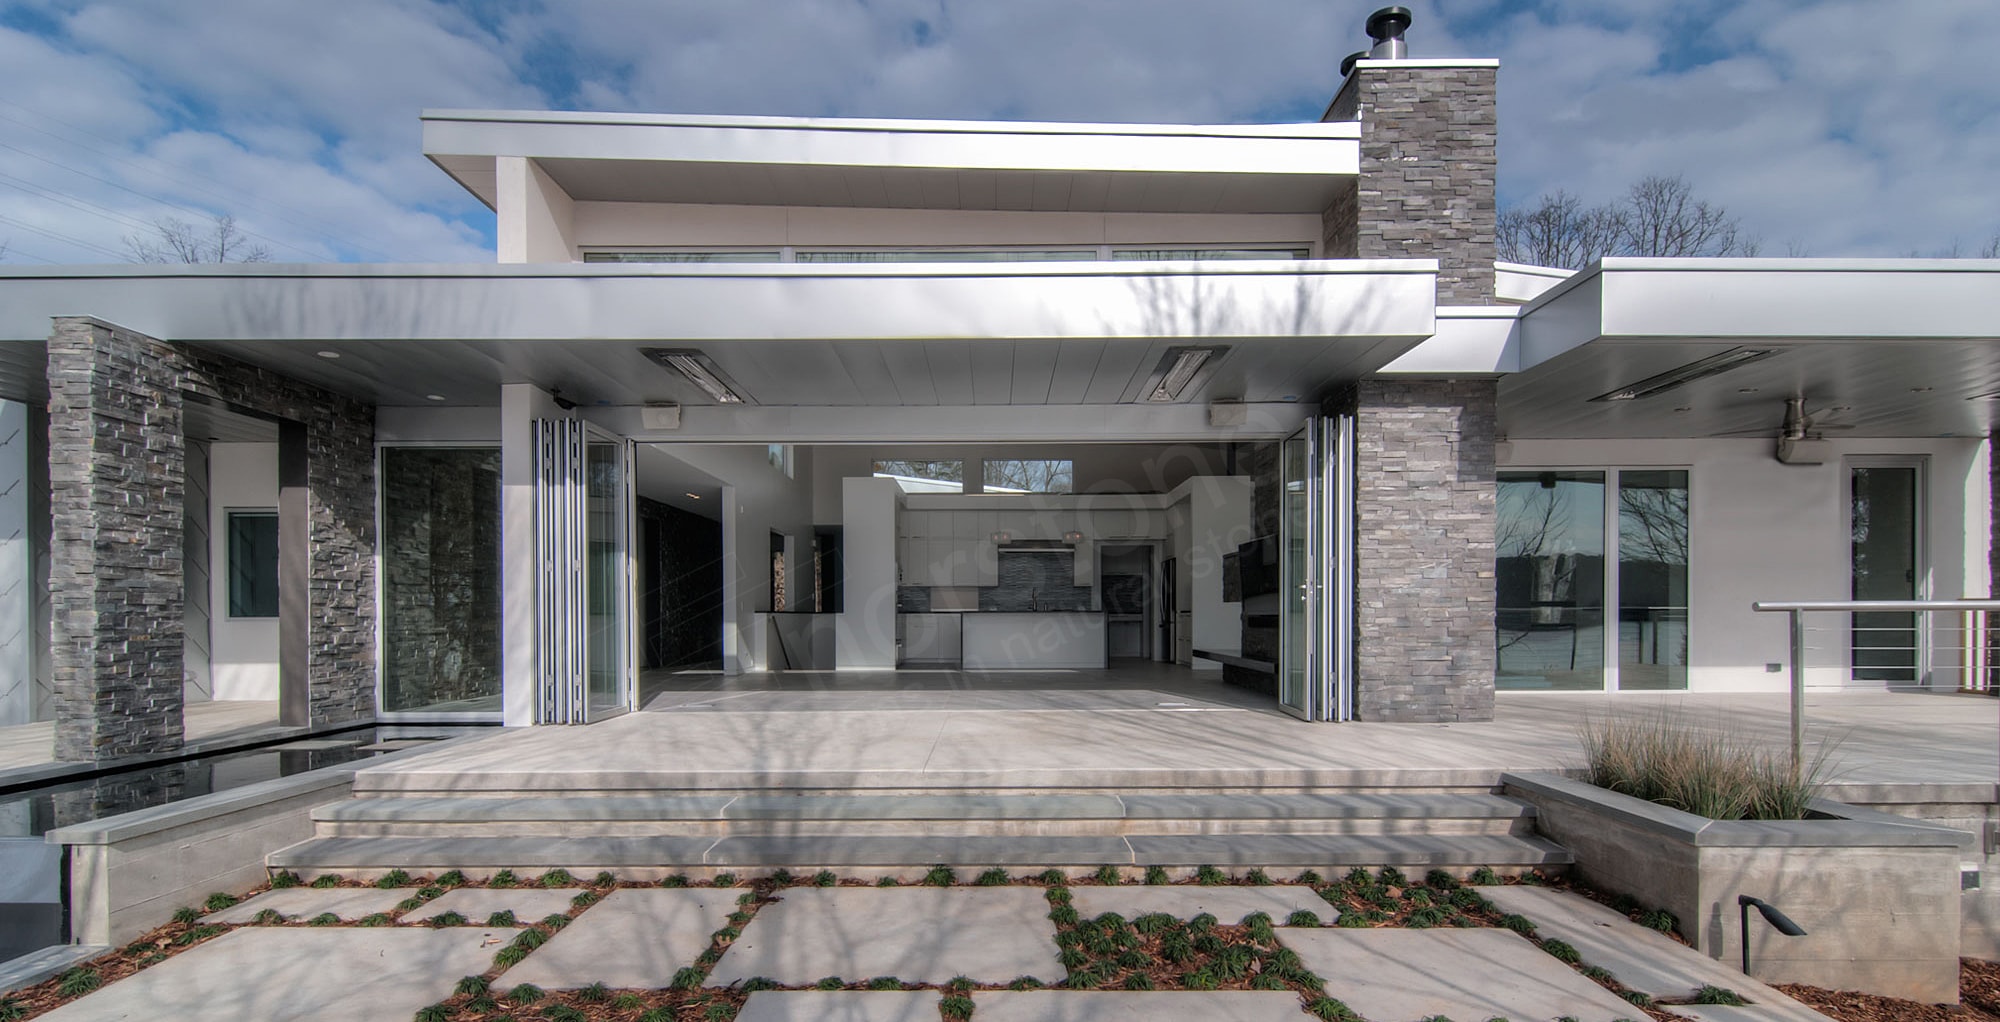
top-left (1323, 58), bottom-right (1502, 721)
top-left (46, 317), bottom-right (375, 761)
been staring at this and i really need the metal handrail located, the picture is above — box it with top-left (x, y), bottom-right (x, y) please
top-left (1752, 599), bottom-right (2000, 780)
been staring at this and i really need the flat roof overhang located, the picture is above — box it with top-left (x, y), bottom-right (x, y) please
top-left (0, 260), bottom-right (1436, 410)
top-left (1504, 259), bottom-right (2000, 439)
top-left (422, 109), bottom-right (1361, 214)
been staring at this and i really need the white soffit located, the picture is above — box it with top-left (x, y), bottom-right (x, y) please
top-left (1519, 259), bottom-right (2000, 369)
top-left (423, 109), bottom-right (1359, 214)
top-left (0, 261), bottom-right (1437, 408)
top-left (1375, 306), bottom-right (1519, 375)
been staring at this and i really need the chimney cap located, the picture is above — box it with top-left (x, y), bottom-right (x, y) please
top-left (1340, 50), bottom-right (1371, 77)
top-left (1366, 6), bottom-right (1413, 42)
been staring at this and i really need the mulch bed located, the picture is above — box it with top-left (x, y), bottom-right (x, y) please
top-left (1780, 960), bottom-right (2000, 1022)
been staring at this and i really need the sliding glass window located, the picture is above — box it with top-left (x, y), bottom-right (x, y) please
top-left (1496, 472), bottom-right (1606, 690)
top-left (380, 446), bottom-right (503, 715)
top-left (1617, 471), bottom-right (1690, 690)
top-left (1496, 468), bottom-right (1691, 692)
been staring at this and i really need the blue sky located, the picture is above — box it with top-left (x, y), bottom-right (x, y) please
top-left (0, 0), bottom-right (1994, 264)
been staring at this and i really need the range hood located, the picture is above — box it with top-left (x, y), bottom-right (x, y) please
top-left (998, 539), bottom-right (1074, 551)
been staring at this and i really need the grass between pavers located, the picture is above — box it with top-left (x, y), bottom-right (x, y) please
top-left (0, 863), bottom-right (1692, 1022)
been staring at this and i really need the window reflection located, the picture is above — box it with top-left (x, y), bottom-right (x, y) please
top-left (1496, 472), bottom-right (1606, 690)
top-left (1618, 471), bottom-right (1689, 690)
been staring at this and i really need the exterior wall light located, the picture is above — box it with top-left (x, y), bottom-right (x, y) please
top-left (991, 531), bottom-right (1011, 543)
top-left (1063, 530), bottom-right (1084, 543)
top-left (1737, 894), bottom-right (1807, 975)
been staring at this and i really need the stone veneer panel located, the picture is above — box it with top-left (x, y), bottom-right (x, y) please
top-left (48, 318), bottom-right (375, 759)
top-left (1350, 378), bottom-right (1496, 722)
top-left (1324, 65), bottom-right (1497, 304)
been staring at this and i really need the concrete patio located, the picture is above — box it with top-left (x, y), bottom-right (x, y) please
top-left (364, 666), bottom-right (2000, 794)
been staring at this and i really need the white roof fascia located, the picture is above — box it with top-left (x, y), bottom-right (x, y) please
top-left (0, 259), bottom-right (1437, 345)
top-left (423, 109), bottom-right (1358, 178)
top-left (1517, 259), bottom-right (2000, 371)
top-left (1375, 306), bottom-right (1520, 375)
top-left (1494, 261), bottom-right (1574, 304)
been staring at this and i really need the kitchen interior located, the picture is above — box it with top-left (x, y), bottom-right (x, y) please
top-left (633, 442), bottom-right (1254, 689)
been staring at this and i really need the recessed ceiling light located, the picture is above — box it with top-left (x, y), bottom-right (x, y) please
top-left (685, 492), bottom-right (701, 500)
top-left (425, 394), bottom-right (446, 402)
top-left (315, 350), bottom-right (340, 359)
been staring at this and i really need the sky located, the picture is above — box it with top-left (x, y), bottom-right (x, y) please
top-left (0, 0), bottom-right (1994, 265)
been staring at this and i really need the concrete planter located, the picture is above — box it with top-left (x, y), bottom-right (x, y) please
top-left (1503, 771), bottom-right (1973, 1004)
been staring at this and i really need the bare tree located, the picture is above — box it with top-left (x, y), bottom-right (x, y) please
top-left (1498, 174), bottom-right (1758, 268)
top-left (1983, 234), bottom-right (2000, 259)
top-left (125, 214), bottom-right (269, 263)
top-left (1496, 191), bottom-right (1624, 269)
top-left (1621, 175), bottom-right (1755, 257)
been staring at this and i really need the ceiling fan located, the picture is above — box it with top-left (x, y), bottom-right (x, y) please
top-left (1713, 396), bottom-right (1857, 440)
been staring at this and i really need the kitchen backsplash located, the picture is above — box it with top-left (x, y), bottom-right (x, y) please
top-left (895, 551), bottom-right (1094, 612)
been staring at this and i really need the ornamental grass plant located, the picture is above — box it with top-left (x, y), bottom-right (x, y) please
top-left (1577, 710), bottom-right (1838, 821)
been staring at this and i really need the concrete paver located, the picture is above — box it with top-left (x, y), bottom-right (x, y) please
top-left (736, 991), bottom-right (942, 1021)
top-left (708, 887), bottom-right (1062, 986)
top-left (34, 927), bottom-right (512, 1021)
top-left (205, 887), bottom-right (411, 923)
top-left (1481, 886), bottom-right (1825, 1012)
top-left (974, 991), bottom-right (1310, 1021)
top-left (1663, 1004), bottom-right (1838, 1022)
top-left (400, 887), bottom-right (581, 924)
top-left (501, 888), bottom-right (735, 990)
top-left (1069, 886), bottom-right (1335, 925)
top-left (1282, 927), bottom-right (1643, 1022)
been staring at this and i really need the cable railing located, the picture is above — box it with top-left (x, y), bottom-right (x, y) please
top-left (1751, 599), bottom-right (2000, 779)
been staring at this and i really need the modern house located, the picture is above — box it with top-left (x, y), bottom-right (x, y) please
top-left (0, 11), bottom-right (1996, 765)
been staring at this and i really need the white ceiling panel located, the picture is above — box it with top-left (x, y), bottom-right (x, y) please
top-left (1046, 340), bottom-right (1107, 405)
top-left (877, 342), bottom-right (940, 405)
top-left (1009, 340), bottom-right (1063, 404)
top-left (970, 342), bottom-right (1015, 405)
top-left (923, 341), bottom-right (976, 405)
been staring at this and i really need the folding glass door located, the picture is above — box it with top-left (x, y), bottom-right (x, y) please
top-left (535, 418), bottom-right (636, 723)
top-left (1278, 416), bottom-right (1354, 721)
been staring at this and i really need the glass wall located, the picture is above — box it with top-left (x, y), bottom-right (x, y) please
top-left (1496, 472), bottom-right (1606, 690)
top-left (1617, 471), bottom-right (1690, 690)
top-left (380, 447), bottom-right (502, 714)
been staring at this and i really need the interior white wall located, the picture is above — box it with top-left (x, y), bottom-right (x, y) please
top-left (647, 444), bottom-right (816, 672)
top-left (838, 477), bottom-right (902, 670)
top-left (810, 443), bottom-right (1232, 523)
top-left (569, 203), bottom-right (1320, 254)
top-left (1504, 436), bottom-right (1989, 692)
top-left (207, 442), bottom-right (279, 701)
top-left (496, 157), bottom-right (578, 263)
top-left (1184, 476), bottom-right (1255, 665)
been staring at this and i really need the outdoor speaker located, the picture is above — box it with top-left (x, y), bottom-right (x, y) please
top-left (641, 403), bottom-right (682, 430)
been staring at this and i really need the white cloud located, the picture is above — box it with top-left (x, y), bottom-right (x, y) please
top-left (0, 0), bottom-right (1993, 264)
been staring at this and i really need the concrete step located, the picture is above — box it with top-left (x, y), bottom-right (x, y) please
top-left (348, 768), bottom-right (1514, 798)
top-left (308, 793), bottom-right (1539, 840)
top-left (267, 832), bottom-right (1575, 876)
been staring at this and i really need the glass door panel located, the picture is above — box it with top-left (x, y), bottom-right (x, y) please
top-left (584, 435), bottom-right (632, 719)
top-left (1278, 427), bottom-right (1312, 719)
top-left (1851, 465), bottom-right (1919, 685)
top-left (1616, 470), bottom-right (1689, 690)
top-left (1495, 471), bottom-right (1607, 690)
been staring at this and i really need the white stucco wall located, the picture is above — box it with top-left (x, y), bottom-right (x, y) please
top-left (1504, 436), bottom-right (1990, 692)
top-left (207, 442), bottom-right (280, 701)
top-left (837, 477), bottom-right (902, 671)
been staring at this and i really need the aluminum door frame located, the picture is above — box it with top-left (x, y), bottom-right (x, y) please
top-left (534, 419), bottom-right (637, 723)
